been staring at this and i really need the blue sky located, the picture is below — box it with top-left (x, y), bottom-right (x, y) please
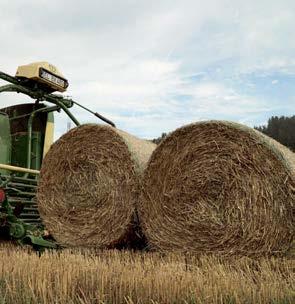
top-left (0, 0), bottom-right (294, 139)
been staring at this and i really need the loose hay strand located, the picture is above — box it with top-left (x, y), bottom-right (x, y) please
top-left (139, 121), bottom-right (295, 256)
top-left (37, 124), bottom-right (156, 248)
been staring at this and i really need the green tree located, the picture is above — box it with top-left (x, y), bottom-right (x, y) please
top-left (152, 132), bottom-right (168, 144)
top-left (255, 115), bottom-right (295, 151)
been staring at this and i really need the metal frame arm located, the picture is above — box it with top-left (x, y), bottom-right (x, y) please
top-left (0, 84), bottom-right (24, 93)
top-left (0, 164), bottom-right (39, 175)
top-left (0, 83), bottom-right (80, 126)
top-left (73, 100), bottom-right (116, 127)
top-left (0, 71), bottom-right (20, 85)
top-left (0, 70), bottom-right (116, 127)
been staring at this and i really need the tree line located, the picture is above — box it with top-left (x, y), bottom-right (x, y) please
top-left (152, 116), bottom-right (295, 151)
top-left (254, 116), bottom-right (295, 152)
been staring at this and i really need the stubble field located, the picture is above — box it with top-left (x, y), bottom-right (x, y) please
top-left (0, 244), bottom-right (293, 304)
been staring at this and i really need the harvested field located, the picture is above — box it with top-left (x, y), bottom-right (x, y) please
top-left (139, 121), bottom-right (295, 256)
top-left (0, 245), bottom-right (293, 304)
top-left (37, 124), bottom-right (156, 248)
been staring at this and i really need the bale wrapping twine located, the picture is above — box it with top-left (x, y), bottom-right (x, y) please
top-left (37, 124), bottom-right (156, 247)
top-left (139, 121), bottom-right (295, 255)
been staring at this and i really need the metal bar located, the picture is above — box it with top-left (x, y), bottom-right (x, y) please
top-left (0, 84), bottom-right (20, 93)
top-left (7, 176), bottom-right (37, 184)
top-left (8, 200), bottom-right (36, 205)
top-left (44, 95), bottom-right (74, 108)
top-left (7, 199), bottom-right (36, 204)
top-left (19, 214), bottom-right (40, 218)
top-left (0, 74), bottom-right (95, 127)
top-left (0, 71), bottom-right (20, 85)
top-left (21, 219), bottom-right (42, 223)
top-left (94, 112), bottom-right (116, 127)
top-left (9, 191), bottom-right (36, 197)
top-left (53, 100), bottom-right (80, 126)
top-left (0, 84), bottom-right (41, 98)
top-left (0, 83), bottom-right (74, 109)
top-left (10, 112), bottom-right (33, 121)
top-left (72, 100), bottom-right (116, 127)
top-left (26, 105), bottom-right (60, 170)
top-left (0, 164), bottom-right (39, 175)
top-left (20, 208), bottom-right (38, 211)
top-left (10, 205), bottom-right (36, 208)
top-left (7, 182), bottom-right (37, 189)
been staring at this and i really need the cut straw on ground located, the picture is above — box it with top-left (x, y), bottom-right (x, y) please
top-left (0, 245), bottom-right (293, 304)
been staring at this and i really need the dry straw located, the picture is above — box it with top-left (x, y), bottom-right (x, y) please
top-left (0, 245), bottom-right (293, 304)
top-left (37, 124), bottom-right (155, 248)
top-left (139, 121), bottom-right (295, 256)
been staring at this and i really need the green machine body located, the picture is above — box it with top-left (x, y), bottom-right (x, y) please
top-left (0, 112), bottom-right (11, 174)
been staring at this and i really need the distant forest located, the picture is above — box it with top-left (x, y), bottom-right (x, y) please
top-left (254, 116), bottom-right (295, 152)
top-left (152, 116), bottom-right (295, 152)
top-left (152, 132), bottom-right (168, 145)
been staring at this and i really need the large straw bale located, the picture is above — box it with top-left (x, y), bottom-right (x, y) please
top-left (37, 124), bottom-right (156, 248)
top-left (139, 121), bottom-right (295, 256)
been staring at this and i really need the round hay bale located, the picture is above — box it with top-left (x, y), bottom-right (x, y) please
top-left (37, 124), bottom-right (156, 248)
top-left (139, 121), bottom-right (295, 256)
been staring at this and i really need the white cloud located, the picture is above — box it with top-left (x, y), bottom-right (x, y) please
top-left (0, 0), bottom-right (294, 140)
top-left (183, 82), bottom-right (270, 118)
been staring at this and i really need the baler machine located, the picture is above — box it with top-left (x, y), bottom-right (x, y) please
top-left (0, 62), bottom-right (115, 250)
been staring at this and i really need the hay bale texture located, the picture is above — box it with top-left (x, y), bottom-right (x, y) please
top-left (37, 124), bottom-right (156, 248)
top-left (139, 121), bottom-right (295, 255)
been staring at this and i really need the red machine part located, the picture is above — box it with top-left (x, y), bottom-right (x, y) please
top-left (0, 188), bottom-right (5, 203)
